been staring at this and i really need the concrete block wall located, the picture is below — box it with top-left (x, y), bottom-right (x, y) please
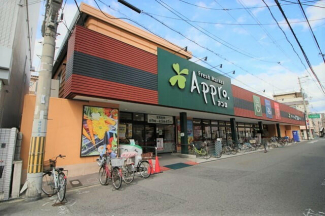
top-left (0, 128), bottom-right (18, 200)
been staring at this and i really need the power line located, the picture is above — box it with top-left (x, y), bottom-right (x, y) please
top-left (297, 0), bottom-right (325, 64)
top-left (156, 0), bottom-right (277, 64)
top-left (237, 0), bottom-right (295, 67)
top-left (280, 0), bottom-right (325, 8)
top-left (262, 0), bottom-right (310, 76)
top-left (274, 0), bottom-right (325, 94)
top-left (178, 0), bottom-right (300, 10)
top-left (144, 12), bottom-right (325, 25)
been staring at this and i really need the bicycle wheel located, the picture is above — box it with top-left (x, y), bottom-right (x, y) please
top-left (57, 173), bottom-right (66, 202)
top-left (123, 165), bottom-right (135, 184)
top-left (42, 172), bottom-right (56, 196)
top-left (139, 161), bottom-right (151, 178)
top-left (99, 166), bottom-right (108, 185)
top-left (111, 167), bottom-right (122, 189)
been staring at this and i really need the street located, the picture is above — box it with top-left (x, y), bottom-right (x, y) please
top-left (1, 139), bottom-right (325, 216)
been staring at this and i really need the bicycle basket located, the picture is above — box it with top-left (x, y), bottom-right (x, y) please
top-left (43, 160), bottom-right (55, 172)
top-left (111, 158), bottom-right (124, 167)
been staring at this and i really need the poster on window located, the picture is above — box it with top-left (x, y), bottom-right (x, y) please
top-left (81, 106), bottom-right (119, 157)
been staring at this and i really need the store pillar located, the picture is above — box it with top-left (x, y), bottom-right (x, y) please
top-left (180, 112), bottom-right (188, 154)
top-left (230, 118), bottom-right (238, 146)
top-left (276, 123), bottom-right (281, 138)
top-left (258, 121), bottom-right (263, 135)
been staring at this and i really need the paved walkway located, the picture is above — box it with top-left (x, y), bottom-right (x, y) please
top-left (66, 141), bottom-right (305, 191)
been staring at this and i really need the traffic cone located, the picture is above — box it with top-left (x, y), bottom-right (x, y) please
top-left (154, 155), bottom-right (162, 173)
top-left (148, 159), bottom-right (155, 174)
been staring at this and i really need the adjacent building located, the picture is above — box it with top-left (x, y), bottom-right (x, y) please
top-left (0, 0), bottom-right (41, 128)
top-left (273, 92), bottom-right (312, 139)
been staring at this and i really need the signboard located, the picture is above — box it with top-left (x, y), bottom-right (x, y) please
top-left (308, 114), bottom-right (320, 119)
top-left (288, 113), bottom-right (302, 121)
top-left (265, 99), bottom-right (273, 119)
top-left (253, 95), bottom-right (262, 116)
top-left (274, 102), bottom-right (281, 120)
top-left (81, 106), bottom-right (118, 157)
top-left (148, 114), bottom-right (173, 124)
top-left (158, 48), bottom-right (234, 115)
top-left (157, 138), bottom-right (164, 150)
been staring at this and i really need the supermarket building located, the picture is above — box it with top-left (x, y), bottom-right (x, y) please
top-left (20, 3), bottom-right (305, 180)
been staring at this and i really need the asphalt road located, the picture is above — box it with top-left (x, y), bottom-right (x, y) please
top-left (1, 138), bottom-right (325, 216)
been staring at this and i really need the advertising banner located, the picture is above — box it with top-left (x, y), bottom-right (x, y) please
top-left (81, 106), bottom-right (119, 157)
top-left (274, 102), bottom-right (281, 120)
top-left (265, 99), bottom-right (273, 119)
top-left (158, 48), bottom-right (234, 115)
top-left (253, 95), bottom-right (262, 116)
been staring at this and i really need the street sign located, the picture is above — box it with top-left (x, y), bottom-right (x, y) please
top-left (308, 114), bottom-right (320, 118)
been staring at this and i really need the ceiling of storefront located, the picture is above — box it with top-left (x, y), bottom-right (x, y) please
top-left (74, 96), bottom-right (292, 126)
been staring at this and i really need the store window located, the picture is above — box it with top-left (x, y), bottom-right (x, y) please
top-left (193, 125), bottom-right (202, 141)
top-left (211, 126), bottom-right (219, 140)
top-left (203, 125), bottom-right (211, 140)
top-left (120, 112), bottom-right (132, 121)
top-left (134, 113), bottom-right (144, 121)
top-left (133, 124), bottom-right (144, 145)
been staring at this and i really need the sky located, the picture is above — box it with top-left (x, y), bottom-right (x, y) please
top-left (32, 0), bottom-right (325, 113)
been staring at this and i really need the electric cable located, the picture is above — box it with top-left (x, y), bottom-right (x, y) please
top-left (297, 0), bottom-right (325, 64)
top-left (274, 0), bottom-right (325, 95)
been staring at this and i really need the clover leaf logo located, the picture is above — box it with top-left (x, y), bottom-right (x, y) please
top-left (169, 63), bottom-right (188, 89)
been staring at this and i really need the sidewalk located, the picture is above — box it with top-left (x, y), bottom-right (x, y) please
top-left (66, 140), bottom-right (307, 191)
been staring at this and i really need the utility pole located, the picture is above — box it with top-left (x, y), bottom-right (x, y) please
top-left (298, 76), bottom-right (313, 140)
top-left (25, 0), bottom-right (63, 201)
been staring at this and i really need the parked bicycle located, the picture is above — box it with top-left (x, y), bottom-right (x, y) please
top-left (42, 154), bottom-right (67, 202)
top-left (97, 151), bottom-right (123, 189)
top-left (190, 141), bottom-right (211, 159)
top-left (119, 147), bottom-right (152, 180)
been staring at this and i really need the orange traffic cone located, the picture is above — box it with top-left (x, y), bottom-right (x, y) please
top-left (148, 159), bottom-right (155, 174)
top-left (155, 156), bottom-right (162, 173)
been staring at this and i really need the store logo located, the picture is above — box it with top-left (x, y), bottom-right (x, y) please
top-left (169, 63), bottom-right (188, 89)
top-left (253, 95), bottom-right (262, 117)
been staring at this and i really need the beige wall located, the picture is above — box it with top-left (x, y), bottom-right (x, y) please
top-left (20, 95), bottom-right (119, 181)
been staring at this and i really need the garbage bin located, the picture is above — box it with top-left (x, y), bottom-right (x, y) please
top-left (292, 131), bottom-right (300, 142)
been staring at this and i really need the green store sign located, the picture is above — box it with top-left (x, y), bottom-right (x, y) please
top-left (158, 48), bottom-right (234, 115)
top-left (308, 114), bottom-right (320, 118)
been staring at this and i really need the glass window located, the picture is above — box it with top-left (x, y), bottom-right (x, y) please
top-left (219, 121), bottom-right (225, 126)
top-left (203, 126), bottom-right (211, 140)
top-left (219, 127), bottom-right (226, 140)
top-left (211, 121), bottom-right (218, 125)
top-left (202, 120), bottom-right (210, 125)
top-left (193, 119), bottom-right (201, 124)
top-left (120, 112), bottom-right (132, 121)
top-left (238, 127), bottom-right (245, 143)
top-left (211, 126), bottom-right (219, 140)
top-left (238, 123), bottom-right (245, 127)
top-left (133, 124), bottom-right (144, 145)
top-left (134, 113), bottom-right (144, 121)
top-left (193, 125), bottom-right (202, 141)
top-left (245, 128), bottom-right (251, 141)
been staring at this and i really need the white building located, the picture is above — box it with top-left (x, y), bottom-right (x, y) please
top-left (273, 92), bottom-right (313, 140)
top-left (0, 0), bottom-right (41, 128)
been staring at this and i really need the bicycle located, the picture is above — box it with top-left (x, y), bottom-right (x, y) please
top-left (97, 151), bottom-right (123, 189)
top-left (119, 147), bottom-right (152, 180)
top-left (191, 141), bottom-right (211, 159)
top-left (42, 154), bottom-right (67, 202)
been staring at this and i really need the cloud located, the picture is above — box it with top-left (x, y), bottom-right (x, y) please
top-left (306, 1), bottom-right (325, 28)
top-left (233, 27), bottom-right (248, 35)
top-left (215, 24), bottom-right (224, 29)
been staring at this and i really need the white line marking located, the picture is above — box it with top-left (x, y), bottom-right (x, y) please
top-left (42, 202), bottom-right (49, 206)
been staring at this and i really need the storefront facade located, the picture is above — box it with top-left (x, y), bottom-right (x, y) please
top-left (20, 3), bottom-right (305, 180)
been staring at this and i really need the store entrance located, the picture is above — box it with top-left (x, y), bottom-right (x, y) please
top-left (145, 124), bottom-right (156, 151)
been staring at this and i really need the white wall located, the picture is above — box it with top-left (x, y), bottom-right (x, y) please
top-left (0, 0), bottom-right (41, 128)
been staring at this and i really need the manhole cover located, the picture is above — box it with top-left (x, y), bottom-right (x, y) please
top-left (69, 179), bottom-right (83, 187)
